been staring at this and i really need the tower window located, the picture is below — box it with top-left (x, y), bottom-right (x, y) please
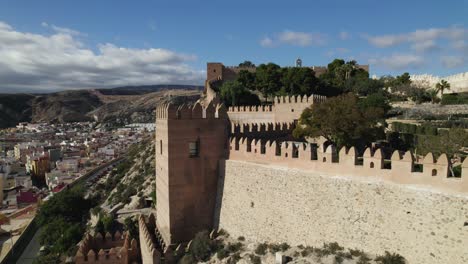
top-left (189, 141), bottom-right (199, 157)
top-left (160, 140), bottom-right (163, 155)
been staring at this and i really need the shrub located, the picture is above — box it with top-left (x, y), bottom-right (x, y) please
top-left (357, 254), bottom-right (372, 264)
top-left (237, 236), bottom-right (245, 241)
top-left (227, 252), bottom-right (241, 264)
top-left (334, 254), bottom-right (344, 264)
top-left (375, 251), bottom-right (406, 264)
top-left (349, 248), bottom-right (366, 257)
top-left (316, 242), bottom-right (344, 257)
top-left (280, 242), bottom-right (290, 251)
top-left (441, 93), bottom-right (468, 105)
top-left (179, 254), bottom-right (196, 264)
top-left (268, 243), bottom-right (282, 253)
top-left (249, 254), bottom-right (262, 264)
top-left (301, 246), bottom-right (314, 257)
top-left (216, 247), bottom-right (229, 260)
top-left (217, 229), bottom-right (229, 237)
top-left (190, 231), bottom-right (215, 261)
top-left (226, 242), bottom-right (243, 254)
top-left (255, 243), bottom-right (268, 255)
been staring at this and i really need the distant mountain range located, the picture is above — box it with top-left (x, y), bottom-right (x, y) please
top-left (0, 85), bottom-right (202, 128)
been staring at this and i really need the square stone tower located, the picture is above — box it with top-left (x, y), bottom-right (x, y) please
top-left (155, 101), bottom-right (228, 245)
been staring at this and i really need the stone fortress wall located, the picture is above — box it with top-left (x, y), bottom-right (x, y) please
top-left (227, 94), bottom-right (326, 124)
top-left (152, 61), bottom-right (468, 264)
top-left (227, 138), bottom-right (468, 194)
top-left (411, 72), bottom-right (468, 94)
top-left (216, 160), bottom-right (468, 264)
top-left (214, 137), bottom-right (468, 264)
top-left (75, 231), bottom-right (139, 264)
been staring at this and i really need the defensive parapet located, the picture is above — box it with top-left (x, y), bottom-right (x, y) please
top-left (156, 101), bottom-right (227, 120)
top-left (230, 122), bottom-right (295, 139)
top-left (75, 231), bottom-right (139, 264)
top-left (139, 214), bottom-right (162, 264)
top-left (228, 136), bottom-right (468, 194)
top-left (228, 105), bottom-right (273, 112)
top-left (273, 94), bottom-right (326, 104)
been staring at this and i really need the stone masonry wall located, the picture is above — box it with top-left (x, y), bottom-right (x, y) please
top-left (215, 160), bottom-right (468, 264)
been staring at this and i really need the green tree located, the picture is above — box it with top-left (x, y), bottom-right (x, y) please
top-left (395, 72), bottom-right (411, 85)
top-left (190, 231), bottom-right (215, 261)
top-left (238, 60), bottom-right (255, 67)
top-left (237, 70), bottom-right (256, 90)
top-left (95, 218), bottom-right (105, 235)
top-left (124, 216), bottom-right (139, 240)
top-left (102, 214), bottom-right (115, 234)
top-left (359, 93), bottom-right (391, 114)
top-left (219, 81), bottom-right (261, 107)
top-left (435, 79), bottom-right (450, 97)
top-left (255, 63), bottom-right (281, 102)
top-left (33, 254), bottom-right (61, 264)
top-left (280, 67), bottom-right (318, 95)
top-left (293, 93), bottom-right (385, 148)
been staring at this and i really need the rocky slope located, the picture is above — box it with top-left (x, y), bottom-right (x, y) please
top-left (0, 85), bottom-right (202, 128)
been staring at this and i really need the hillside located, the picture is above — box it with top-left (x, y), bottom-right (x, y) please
top-left (0, 85), bottom-right (202, 128)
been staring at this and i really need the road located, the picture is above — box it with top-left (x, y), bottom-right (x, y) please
top-left (14, 158), bottom-right (124, 263)
top-left (16, 231), bottom-right (40, 264)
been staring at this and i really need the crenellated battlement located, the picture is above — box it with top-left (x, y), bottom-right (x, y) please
top-left (156, 101), bottom-right (227, 120)
top-left (75, 231), bottom-right (139, 264)
top-left (230, 122), bottom-right (295, 136)
top-left (273, 94), bottom-right (326, 104)
top-left (229, 136), bottom-right (468, 194)
top-left (228, 105), bottom-right (274, 112)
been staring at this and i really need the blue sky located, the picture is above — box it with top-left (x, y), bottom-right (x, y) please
top-left (0, 0), bottom-right (466, 91)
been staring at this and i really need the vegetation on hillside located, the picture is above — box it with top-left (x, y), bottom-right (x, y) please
top-left (34, 184), bottom-right (96, 262)
top-left (293, 93), bottom-right (386, 149)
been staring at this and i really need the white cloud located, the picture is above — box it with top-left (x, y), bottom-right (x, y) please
top-left (260, 30), bottom-right (326, 47)
top-left (339, 31), bottom-right (350, 40)
top-left (369, 54), bottom-right (424, 70)
top-left (42, 22), bottom-right (84, 36)
top-left (366, 26), bottom-right (467, 48)
top-left (411, 40), bottom-right (439, 53)
top-left (260, 37), bottom-right (274, 47)
top-left (0, 21), bottom-right (204, 91)
top-left (440, 56), bottom-right (465, 68)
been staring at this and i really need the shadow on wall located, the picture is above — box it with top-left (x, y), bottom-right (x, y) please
top-left (213, 159), bottom-right (226, 230)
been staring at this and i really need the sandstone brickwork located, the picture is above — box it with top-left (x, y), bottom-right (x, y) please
top-left (216, 160), bottom-right (468, 264)
top-left (75, 231), bottom-right (139, 264)
top-left (155, 101), bottom-right (228, 245)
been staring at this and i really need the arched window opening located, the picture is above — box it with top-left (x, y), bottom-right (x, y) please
top-left (370, 162), bottom-right (375, 168)
top-left (323, 157), bottom-right (327, 162)
top-left (432, 169), bottom-right (437, 176)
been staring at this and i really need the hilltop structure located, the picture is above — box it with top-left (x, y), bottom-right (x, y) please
top-left (411, 72), bottom-right (468, 94)
top-left (149, 63), bottom-right (468, 264)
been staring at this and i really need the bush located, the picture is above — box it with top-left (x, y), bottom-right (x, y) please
top-left (357, 254), bottom-right (372, 264)
top-left (349, 248), bottom-right (366, 257)
top-left (441, 93), bottom-right (468, 105)
top-left (301, 246), bottom-right (314, 257)
top-left (249, 254), bottom-right (262, 264)
top-left (375, 251), bottom-right (406, 264)
top-left (179, 254), bottom-right (196, 264)
top-left (216, 247), bottom-right (229, 260)
top-left (237, 236), bottom-right (245, 241)
top-left (227, 252), bottom-right (241, 264)
top-left (255, 243), bottom-right (268, 255)
top-left (190, 231), bottom-right (215, 261)
top-left (226, 242), bottom-right (243, 254)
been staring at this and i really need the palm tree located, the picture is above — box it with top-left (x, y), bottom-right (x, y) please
top-left (435, 79), bottom-right (450, 97)
top-left (428, 89), bottom-right (439, 104)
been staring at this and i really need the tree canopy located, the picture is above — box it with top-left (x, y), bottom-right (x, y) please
top-left (219, 81), bottom-right (260, 107)
top-left (293, 93), bottom-right (386, 149)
